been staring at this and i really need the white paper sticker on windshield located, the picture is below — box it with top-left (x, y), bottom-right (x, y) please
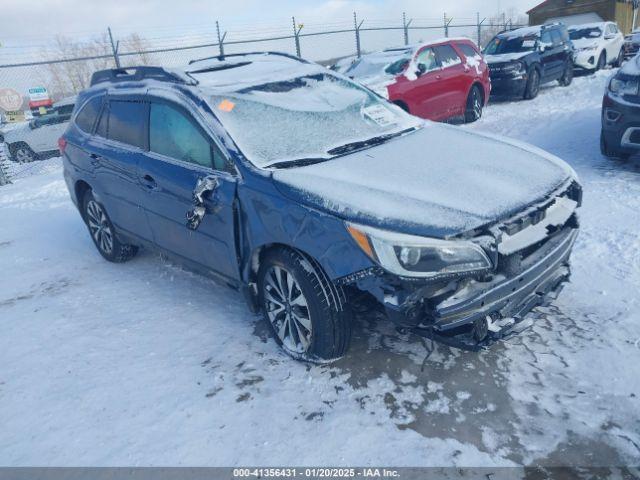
top-left (362, 104), bottom-right (397, 127)
top-left (522, 40), bottom-right (536, 48)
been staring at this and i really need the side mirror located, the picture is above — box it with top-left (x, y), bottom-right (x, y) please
top-left (416, 63), bottom-right (427, 77)
top-left (538, 43), bottom-right (547, 53)
top-left (186, 175), bottom-right (220, 230)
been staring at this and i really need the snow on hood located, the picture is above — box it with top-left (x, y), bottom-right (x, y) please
top-left (272, 123), bottom-right (574, 238)
top-left (484, 52), bottom-right (530, 64)
top-left (620, 54), bottom-right (640, 75)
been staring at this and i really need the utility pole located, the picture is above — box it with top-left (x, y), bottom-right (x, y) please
top-left (107, 27), bottom-right (120, 68)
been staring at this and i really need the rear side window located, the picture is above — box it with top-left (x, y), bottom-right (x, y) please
top-left (457, 43), bottom-right (481, 59)
top-left (74, 97), bottom-right (102, 133)
top-left (149, 103), bottom-right (219, 169)
top-left (107, 100), bottom-right (146, 148)
top-left (434, 45), bottom-right (462, 68)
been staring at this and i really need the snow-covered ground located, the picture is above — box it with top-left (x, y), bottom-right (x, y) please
top-left (0, 70), bottom-right (639, 467)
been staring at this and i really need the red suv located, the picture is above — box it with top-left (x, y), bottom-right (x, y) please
top-left (340, 39), bottom-right (491, 123)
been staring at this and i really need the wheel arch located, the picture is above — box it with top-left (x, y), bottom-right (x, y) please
top-left (392, 99), bottom-right (410, 113)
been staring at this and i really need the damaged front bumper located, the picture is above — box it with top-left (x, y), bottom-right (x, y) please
top-left (346, 182), bottom-right (581, 351)
top-left (420, 227), bottom-right (576, 349)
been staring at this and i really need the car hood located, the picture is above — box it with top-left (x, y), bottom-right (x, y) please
top-left (272, 123), bottom-right (575, 238)
top-left (571, 38), bottom-right (599, 50)
top-left (484, 52), bottom-right (531, 64)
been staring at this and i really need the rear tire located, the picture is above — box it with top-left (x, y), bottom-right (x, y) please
top-left (559, 60), bottom-right (573, 86)
top-left (464, 85), bottom-right (484, 123)
top-left (600, 130), bottom-right (629, 160)
top-left (258, 247), bottom-right (351, 363)
top-left (82, 190), bottom-right (138, 262)
top-left (524, 67), bottom-right (540, 100)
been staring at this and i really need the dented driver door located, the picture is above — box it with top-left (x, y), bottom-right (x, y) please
top-left (136, 99), bottom-right (240, 282)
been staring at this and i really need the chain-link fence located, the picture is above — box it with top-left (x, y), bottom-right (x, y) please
top-left (0, 11), bottom-right (525, 184)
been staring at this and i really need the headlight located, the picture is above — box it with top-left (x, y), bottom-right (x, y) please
top-left (347, 223), bottom-right (492, 279)
top-left (502, 61), bottom-right (525, 74)
top-left (579, 46), bottom-right (598, 51)
top-left (609, 75), bottom-right (640, 95)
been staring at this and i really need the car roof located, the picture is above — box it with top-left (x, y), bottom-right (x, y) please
top-left (568, 22), bottom-right (607, 30)
top-left (185, 52), bottom-right (328, 93)
top-left (85, 52), bottom-right (330, 99)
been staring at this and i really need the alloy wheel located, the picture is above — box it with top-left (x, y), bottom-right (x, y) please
top-left (86, 200), bottom-right (114, 255)
top-left (263, 265), bottom-right (312, 353)
top-left (15, 148), bottom-right (34, 163)
top-left (472, 88), bottom-right (482, 119)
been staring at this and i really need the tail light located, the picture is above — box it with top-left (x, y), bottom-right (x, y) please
top-left (58, 137), bottom-right (67, 155)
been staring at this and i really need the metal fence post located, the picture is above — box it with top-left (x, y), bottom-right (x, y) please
top-left (402, 12), bottom-right (412, 45)
top-left (0, 144), bottom-right (11, 186)
top-left (292, 17), bottom-right (303, 57)
top-left (477, 12), bottom-right (486, 47)
top-left (354, 12), bottom-right (364, 58)
top-left (443, 13), bottom-right (453, 38)
top-left (107, 27), bottom-right (120, 68)
top-left (216, 21), bottom-right (227, 58)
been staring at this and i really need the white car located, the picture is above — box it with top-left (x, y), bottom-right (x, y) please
top-left (569, 21), bottom-right (624, 72)
top-left (4, 96), bottom-right (75, 163)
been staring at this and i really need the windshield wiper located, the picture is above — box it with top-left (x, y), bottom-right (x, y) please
top-left (326, 128), bottom-right (416, 156)
top-left (265, 157), bottom-right (329, 169)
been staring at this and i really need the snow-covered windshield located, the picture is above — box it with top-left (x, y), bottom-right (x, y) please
top-left (209, 73), bottom-right (421, 168)
top-left (569, 27), bottom-right (602, 40)
top-left (484, 35), bottom-right (538, 55)
top-left (344, 49), bottom-right (412, 78)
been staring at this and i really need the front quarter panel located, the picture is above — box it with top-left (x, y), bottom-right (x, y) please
top-left (237, 173), bottom-right (375, 282)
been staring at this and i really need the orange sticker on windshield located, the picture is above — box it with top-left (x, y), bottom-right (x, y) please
top-left (218, 99), bottom-right (235, 112)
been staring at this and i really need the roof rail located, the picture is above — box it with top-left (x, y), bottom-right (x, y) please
top-left (90, 66), bottom-right (198, 87)
top-left (188, 51), bottom-right (308, 66)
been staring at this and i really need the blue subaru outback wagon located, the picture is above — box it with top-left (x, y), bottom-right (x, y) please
top-left (61, 52), bottom-right (582, 362)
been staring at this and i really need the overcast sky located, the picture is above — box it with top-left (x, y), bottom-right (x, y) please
top-left (1, 0), bottom-right (540, 41)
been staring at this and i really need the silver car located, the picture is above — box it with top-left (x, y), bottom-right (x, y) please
top-left (4, 96), bottom-right (75, 163)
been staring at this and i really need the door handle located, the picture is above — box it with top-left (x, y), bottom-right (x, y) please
top-left (141, 174), bottom-right (158, 190)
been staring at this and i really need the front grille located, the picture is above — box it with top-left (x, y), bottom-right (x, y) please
top-left (490, 181), bottom-right (580, 277)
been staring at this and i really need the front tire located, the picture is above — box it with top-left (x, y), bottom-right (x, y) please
top-left (258, 247), bottom-right (351, 362)
top-left (524, 67), bottom-right (540, 100)
top-left (82, 190), bottom-right (138, 262)
top-left (614, 49), bottom-right (624, 68)
top-left (596, 52), bottom-right (606, 71)
top-left (464, 85), bottom-right (484, 123)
